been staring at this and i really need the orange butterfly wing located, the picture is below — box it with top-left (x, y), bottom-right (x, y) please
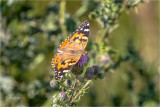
top-left (51, 53), bottom-right (76, 68)
top-left (58, 21), bottom-right (89, 52)
top-left (54, 55), bottom-right (81, 80)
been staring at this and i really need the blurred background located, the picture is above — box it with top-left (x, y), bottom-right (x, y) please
top-left (0, 0), bottom-right (159, 106)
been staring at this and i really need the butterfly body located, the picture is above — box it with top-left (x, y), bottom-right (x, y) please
top-left (51, 21), bottom-right (89, 80)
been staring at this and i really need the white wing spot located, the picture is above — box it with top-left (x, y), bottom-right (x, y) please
top-left (69, 63), bottom-right (75, 65)
top-left (63, 70), bottom-right (69, 73)
top-left (84, 29), bottom-right (89, 32)
top-left (57, 49), bottom-right (63, 53)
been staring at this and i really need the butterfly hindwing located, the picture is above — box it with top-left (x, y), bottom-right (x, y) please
top-left (51, 53), bottom-right (75, 68)
top-left (54, 55), bottom-right (81, 80)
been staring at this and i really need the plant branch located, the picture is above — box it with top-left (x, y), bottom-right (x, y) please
top-left (70, 80), bottom-right (91, 104)
top-left (72, 76), bottom-right (78, 90)
top-left (69, 76), bottom-right (78, 101)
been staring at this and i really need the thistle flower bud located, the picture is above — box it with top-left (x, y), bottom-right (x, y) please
top-left (77, 55), bottom-right (88, 67)
top-left (59, 92), bottom-right (68, 101)
top-left (72, 64), bottom-right (84, 75)
top-left (97, 73), bottom-right (104, 79)
top-left (71, 55), bottom-right (88, 75)
top-left (91, 66), bottom-right (100, 75)
top-left (84, 67), bottom-right (94, 80)
top-left (50, 80), bottom-right (58, 88)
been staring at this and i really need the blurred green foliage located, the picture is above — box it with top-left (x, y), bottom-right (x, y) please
top-left (0, 0), bottom-right (159, 106)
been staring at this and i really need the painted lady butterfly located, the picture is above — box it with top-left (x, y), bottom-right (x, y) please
top-left (51, 21), bottom-right (89, 80)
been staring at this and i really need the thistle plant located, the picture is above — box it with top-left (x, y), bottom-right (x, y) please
top-left (88, 0), bottom-right (144, 73)
top-left (50, 55), bottom-right (104, 106)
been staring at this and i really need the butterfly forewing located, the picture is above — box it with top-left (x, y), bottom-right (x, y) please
top-left (58, 21), bottom-right (89, 51)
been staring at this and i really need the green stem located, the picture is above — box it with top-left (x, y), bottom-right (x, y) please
top-left (70, 80), bottom-right (91, 104)
top-left (58, 81), bottom-right (68, 89)
top-left (59, 0), bottom-right (67, 37)
top-left (62, 87), bottom-right (64, 92)
top-left (69, 76), bottom-right (78, 101)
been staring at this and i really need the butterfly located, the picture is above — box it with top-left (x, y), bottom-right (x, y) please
top-left (51, 21), bottom-right (89, 80)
